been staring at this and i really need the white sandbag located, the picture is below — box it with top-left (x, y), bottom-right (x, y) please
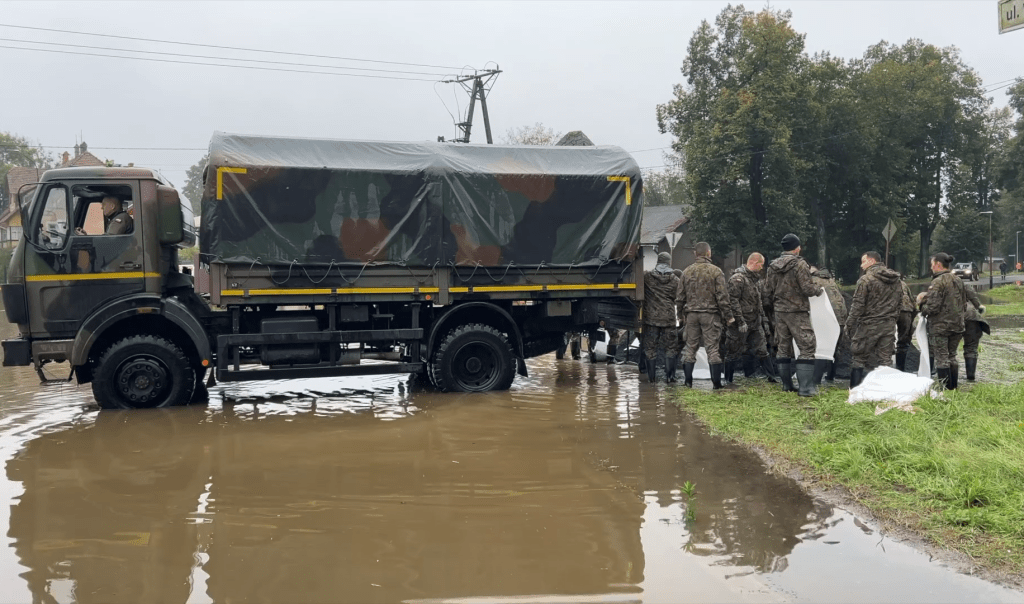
top-left (915, 316), bottom-right (930, 378)
top-left (694, 348), bottom-right (711, 379)
top-left (792, 291), bottom-right (842, 361)
top-left (848, 366), bottom-right (937, 414)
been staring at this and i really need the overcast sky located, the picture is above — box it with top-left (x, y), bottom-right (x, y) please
top-left (1, 1), bottom-right (1020, 190)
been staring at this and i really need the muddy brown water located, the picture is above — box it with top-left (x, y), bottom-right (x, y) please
top-left (0, 322), bottom-right (1021, 603)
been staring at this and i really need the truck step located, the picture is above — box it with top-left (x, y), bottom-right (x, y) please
top-left (217, 362), bottom-right (424, 382)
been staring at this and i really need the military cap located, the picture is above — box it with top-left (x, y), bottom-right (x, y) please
top-left (781, 233), bottom-right (801, 251)
top-left (657, 251), bottom-right (672, 265)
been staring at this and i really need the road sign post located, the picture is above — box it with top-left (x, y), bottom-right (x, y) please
top-left (882, 219), bottom-right (897, 267)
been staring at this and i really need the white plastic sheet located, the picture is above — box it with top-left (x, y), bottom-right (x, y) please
top-left (792, 291), bottom-right (842, 361)
top-left (848, 366), bottom-right (938, 414)
top-left (915, 316), bottom-right (931, 378)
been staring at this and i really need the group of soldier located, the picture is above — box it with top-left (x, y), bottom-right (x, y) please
top-left (639, 234), bottom-right (987, 395)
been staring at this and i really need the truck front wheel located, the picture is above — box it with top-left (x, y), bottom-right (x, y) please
top-left (430, 323), bottom-right (515, 392)
top-left (92, 335), bottom-right (196, 410)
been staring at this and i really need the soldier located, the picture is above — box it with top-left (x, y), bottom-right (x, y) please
top-left (74, 195), bottom-right (133, 236)
top-left (810, 267), bottom-right (847, 382)
top-left (763, 234), bottom-right (825, 397)
top-left (961, 288), bottom-right (986, 381)
top-left (844, 251), bottom-right (902, 387)
top-left (917, 252), bottom-right (968, 389)
top-left (895, 277), bottom-right (917, 372)
top-left (642, 252), bottom-right (681, 383)
top-left (676, 242), bottom-right (735, 389)
top-left (726, 253), bottom-right (777, 383)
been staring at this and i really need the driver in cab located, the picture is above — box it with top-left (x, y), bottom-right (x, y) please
top-left (75, 196), bottom-right (133, 236)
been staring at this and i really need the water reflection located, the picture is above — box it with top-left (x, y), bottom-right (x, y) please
top-left (3, 353), bottom-right (1015, 603)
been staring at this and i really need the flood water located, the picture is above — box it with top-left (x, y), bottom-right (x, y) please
top-left (0, 321), bottom-right (1021, 603)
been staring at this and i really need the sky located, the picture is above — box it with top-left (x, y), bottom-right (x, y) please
top-left (1, 1), bottom-right (1021, 190)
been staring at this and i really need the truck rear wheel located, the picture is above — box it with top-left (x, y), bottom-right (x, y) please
top-left (431, 323), bottom-right (515, 392)
top-left (92, 335), bottom-right (196, 410)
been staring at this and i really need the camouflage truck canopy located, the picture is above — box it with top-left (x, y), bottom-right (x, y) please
top-left (200, 132), bottom-right (642, 267)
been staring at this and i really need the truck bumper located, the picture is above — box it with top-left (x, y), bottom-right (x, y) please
top-left (2, 339), bottom-right (31, 367)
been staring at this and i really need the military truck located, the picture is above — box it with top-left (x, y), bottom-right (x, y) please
top-left (2, 132), bottom-right (643, 409)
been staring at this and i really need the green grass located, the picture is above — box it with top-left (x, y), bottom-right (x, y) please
top-left (674, 382), bottom-right (1024, 575)
top-left (984, 285), bottom-right (1024, 317)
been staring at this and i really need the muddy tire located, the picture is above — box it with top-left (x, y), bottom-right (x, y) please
top-left (430, 323), bottom-right (515, 393)
top-left (92, 335), bottom-right (195, 410)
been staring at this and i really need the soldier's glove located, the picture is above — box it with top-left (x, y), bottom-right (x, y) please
top-left (739, 322), bottom-right (748, 334)
top-left (979, 305), bottom-right (986, 315)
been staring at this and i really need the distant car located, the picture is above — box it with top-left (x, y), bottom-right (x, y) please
top-left (952, 262), bottom-right (979, 281)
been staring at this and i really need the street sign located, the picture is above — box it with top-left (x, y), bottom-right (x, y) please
top-left (882, 219), bottom-right (897, 243)
top-left (1000, 0), bottom-right (1024, 34)
top-left (665, 232), bottom-right (683, 250)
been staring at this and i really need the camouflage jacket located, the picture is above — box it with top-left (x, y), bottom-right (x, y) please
top-left (728, 265), bottom-right (765, 325)
top-left (676, 257), bottom-right (734, 322)
top-left (810, 269), bottom-right (848, 324)
top-left (846, 264), bottom-right (902, 326)
top-left (920, 270), bottom-right (969, 334)
top-left (964, 286), bottom-right (983, 322)
top-left (643, 265), bottom-right (680, 327)
top-left (764, 252), bottom-right (822, 313)
top-left (900, 281), bottom-right (917, 314)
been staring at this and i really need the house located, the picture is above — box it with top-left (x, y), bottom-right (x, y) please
top-left (639, 205), bottom-right (742, 274)
top-left (1, 143), bottom-right (106, 245)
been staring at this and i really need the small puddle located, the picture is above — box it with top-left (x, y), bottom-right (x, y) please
top-left (0, 318), bottom-right (1020, 603)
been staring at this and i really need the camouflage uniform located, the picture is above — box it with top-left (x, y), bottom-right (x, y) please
top-left (960, 288), bottom-right (984, 379)
top-left (676, 257), bottom-right (734, 364)
top-left (811, 268), bottom-right (847, 361)
top-left (763, 252), bottom-right (822, 360)
top-left (919, 270), bottom-right (968, 375)
top-left (725, 265), bottom-right (770, 362)
top-left (845, 264), bottom-right (902, 371)
top-left (895, 280), bottom-right (917, 361)
top-left (642, 266), bottom-right (680, 360)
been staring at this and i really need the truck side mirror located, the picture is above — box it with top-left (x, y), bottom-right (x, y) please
top-left (156, 185), bottom-right (184, 244)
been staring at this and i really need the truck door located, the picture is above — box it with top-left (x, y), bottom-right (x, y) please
top-left (23, 181), bottom-right (146, 338)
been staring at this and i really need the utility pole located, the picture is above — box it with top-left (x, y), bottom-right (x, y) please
top-left (981, 211), bottom-right (993, 289)
top-left (440, 69), bottom-right (501, 144)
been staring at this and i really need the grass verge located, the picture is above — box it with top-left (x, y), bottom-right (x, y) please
top-left (986, 285), bottom-right (1024, 317)
top-left (673, 381), bottom-right (1024, 577)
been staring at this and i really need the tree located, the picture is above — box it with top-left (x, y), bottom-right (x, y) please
top-left (657, 6), bottom-right (814, 258)
top-left (182, 154), bottom-right (208, 215)
top-left (642, 168), bottom-right (688, 208)
top-left (0, 132), bottom-right (53, 209)
top-left (501, 123), bottom-right (562, 146)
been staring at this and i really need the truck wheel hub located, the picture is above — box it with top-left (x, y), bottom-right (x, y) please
top-left (116, 358), bottom-right (167, 403)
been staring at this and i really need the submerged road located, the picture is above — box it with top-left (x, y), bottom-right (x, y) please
top-left (0, 318), bottom-right (1020, 603)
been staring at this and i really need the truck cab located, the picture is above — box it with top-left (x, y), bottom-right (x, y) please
top-left (2, 167), bottom-right (206, 407)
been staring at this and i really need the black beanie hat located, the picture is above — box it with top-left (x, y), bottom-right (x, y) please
top-left (781, 233), bottom-right (801, 251)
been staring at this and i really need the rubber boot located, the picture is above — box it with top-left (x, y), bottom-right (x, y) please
top-left (743, 354), bottom-right (756, 378)
top-left (795, 360), bottom-right (818, 397)
top-left (935, 367), bottom-right (949, 390)
top-left (948, 361), bottom-right (959, 390)
top-left (570, 339), bottom-right (581, 360)
top-left (895, 352), bottom-right (907, 372)
top-left (825, 360), bottom-right (836, 382)
top-left (777, 359), bottom-right (796, 392)
top-left (724, 360), bottom-right (735, 384)
top-left (646, 356), bottom-right (658, 383)
top-left (965, 357), bottom-right (977, 381)
top-left (849, 367), bottom-right (864, 389)
top-left (665, 356), bottom-right (679, 383)
top-left (813, 359), bottom-right (829, 386)
top-left (759, 357), bottom-right (778, 383)
top-left (606, 344), bottom-right (618, 365)
top-left (710, 363), bottom-right (724, 390)
top-left (683, 362), bottom-right (695, 388)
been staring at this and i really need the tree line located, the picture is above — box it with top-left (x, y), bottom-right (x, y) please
top-left (656, 5), bottom-right (1024, 283)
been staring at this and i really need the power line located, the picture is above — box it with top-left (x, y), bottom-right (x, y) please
top-left (0, 37), bottom-right (453, 77)
top-left (0, 22), bottom-right (464, 70)
top-left (0, 44), bottom-right (441, 81)
top-left (0, 144), bottom-right (205, 151)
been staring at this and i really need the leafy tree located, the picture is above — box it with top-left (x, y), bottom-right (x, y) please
top-left (0, 132), bottom-right (53, 209)
top-left (501, 123), bottom-right (562, 146)
top-left (182, 153), bottom-right (208, 215)
top-left (997, 79), bottom-right (1024, 265)
top-left (657, 6), bottom-right (813, 258)
top-left (642, 166), bottom-right (688, 208)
